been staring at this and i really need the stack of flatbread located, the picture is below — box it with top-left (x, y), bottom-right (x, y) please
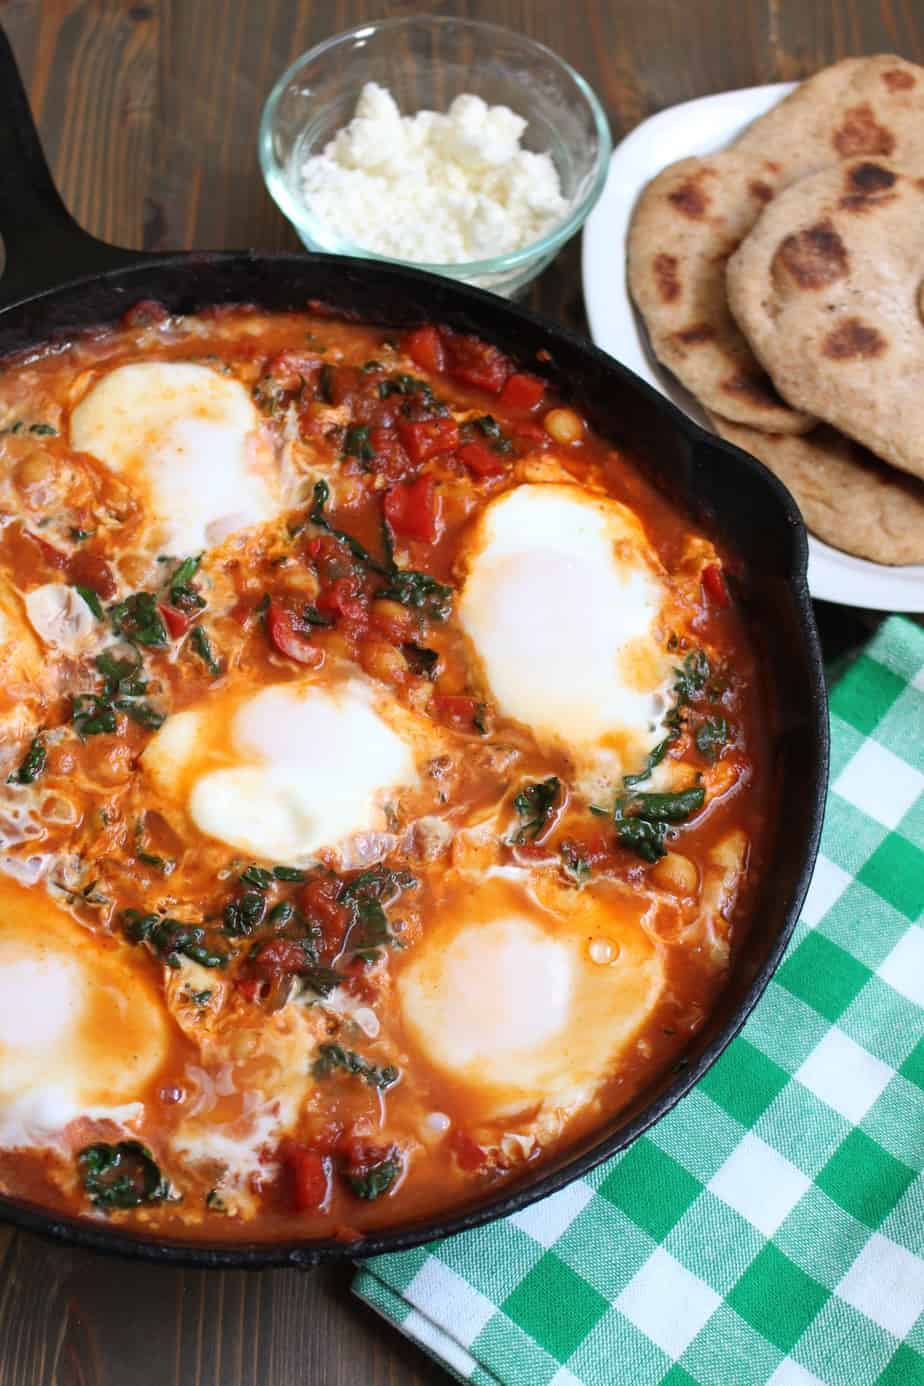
top-left (627, 55), bottom-right (924, 565)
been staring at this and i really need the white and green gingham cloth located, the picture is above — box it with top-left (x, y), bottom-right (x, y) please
top-left (355, 615), bottom-right (924, 1386)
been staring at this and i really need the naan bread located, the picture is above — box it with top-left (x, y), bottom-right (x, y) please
top-left (710, 413), bottom-right (924, 565)
top-left (726, 159), bottom-right (924, 483)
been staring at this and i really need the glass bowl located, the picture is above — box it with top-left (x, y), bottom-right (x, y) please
top-left (258, 15), bottom-right (611, 297)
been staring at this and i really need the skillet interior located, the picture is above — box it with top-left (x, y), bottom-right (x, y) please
top-left (0, 30), bottom-right (828, 1269)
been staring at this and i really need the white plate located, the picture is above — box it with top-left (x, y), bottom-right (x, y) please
top-left (582, 83), bottom-right (924, 613)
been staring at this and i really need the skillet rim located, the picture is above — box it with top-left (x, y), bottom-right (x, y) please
top-left (0, 250), bottom-right (829, 1267)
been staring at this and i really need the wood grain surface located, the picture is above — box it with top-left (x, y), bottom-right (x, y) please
top-left (0, 2), bottom-right (918, 1383)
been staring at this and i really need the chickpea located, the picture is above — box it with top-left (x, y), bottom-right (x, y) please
top-left (361, 639), bottom-right (407, 685)
top-left (91, 740), bottom-right (133, 786)
top-left (543, 408), bottom-right (585, 445)
top-left (371, 598), bottom-right (414, 642)
top-left (651, 851), bottom-right (700, 898)
top-left (15, 451), bottom-right (58, 496)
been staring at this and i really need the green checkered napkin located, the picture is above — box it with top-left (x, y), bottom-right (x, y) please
top-left (354, 615), bottom-right (924, 1386)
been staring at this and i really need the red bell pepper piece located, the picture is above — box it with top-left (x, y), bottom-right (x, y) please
top-left (702, 563), bottom-right (730, 608)
top-left (499, 372), bottom-right (545, 410)
top-left (266, 599), bottom-right (325, 666)
top-left (405, 325), bottom-right (446, 374)
top-left (286, 1145), bottom-right (331, 1213)
top-left (157, 603), bottom-right (189, 639)
top-left (458, 440), bottom-right (508, 478)
top-left (396, 416), bottom-right (459, 464)
top-left (384, 474), bottom-right (442, 543)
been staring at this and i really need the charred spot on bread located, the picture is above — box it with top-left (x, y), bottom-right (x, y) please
top-left (772, 219), bottom-right (849, 290)
top-left (822, 317), bottom-right (888, 360)
top-left (832, 103), bottom-right (896, 158)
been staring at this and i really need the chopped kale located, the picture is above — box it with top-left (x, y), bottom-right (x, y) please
top-left (190, 624), bottom-right (221, 676)
top-left (240, 864), bottom-right (274, 891)
top-left (167, 554), bottom-right (205, 611)
top-left (611, 786), bottom-right (706, 863)
top-left (74, 584), bottom-right (103, 619)
top-left (223, 891), bottom-right (267, 936)
top-left (273, 865), bottom-right (307, 882)
top-left (377, 568), bottom-right (453, 620)
top-left (512, 777), bottom-right (560, 843)
top-left (108, 590), bottom-right (168, 648)
top-left (302, 604), bottom-right (334, 628)
top-left (7, 735), bottom-right (45, 785)
top-left (72, 694), bottom-right (118, 739)
top-left (695, 716), bottom-right (728, 764)
top-left (309, 479), bottom-right (390, 575)
top-left (472, 414), bottom-right (513, 453)
top-left (345, 1156), bottom-right (401, 1201)
top-left (78, 1140), bottom-right (168, 1210)
top-left (123, 910), bottom-right (228, 968)
top-left (560, 841), bottom-right (592, 887)
top-left (301, 964), bottom-right (346, 998)
top-left (312, 1042), bottom-right (399, 1090)
top-left (343, 424), bottom-right (375, 463)
top-left (267, 900), bottom-right (295, 927)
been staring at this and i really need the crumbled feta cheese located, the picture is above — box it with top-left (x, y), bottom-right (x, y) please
top-left (296, 82), bottom-right (569, 264)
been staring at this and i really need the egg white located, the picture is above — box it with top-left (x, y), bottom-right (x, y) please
top-left (142, 673), bottom-right (440, 865)
top-left (69, 362), bottom-right (283, 556)
top-left (0, 879), bottom-right (168, 1149)
top-left (457, 483), bottom-right (677, 797)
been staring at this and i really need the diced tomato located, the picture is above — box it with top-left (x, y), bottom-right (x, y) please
top-left (266, 598), bottom-right (325, 667)
top-left (450, 1130), bottom-right (487, 1172)
top-left (68, 548), bottom-right (117, 599)
top-left (499, 372), bottom-right (545, 411)
top-left (297, 876), bottom-right (348, 951)
top-left (236, 977), bottom-right (264, 1003)
top-left (441, 330), bottom-right (511, 394)
top-left (458, 440), bottom-right (508, 478)
top-left (405, 325), bottom-right (446, 375)
top-left (367, 425), bottom-right (412, 479)
top-left (253, 939), bottom-right (307, 975)
top-left (396, 416), bottom-right (459, 464)
top-left (28, 532), bottom-right (67, 569)
top-left (702, 563), bottom-right (730, 609)
top-left (316, 575), bottom-right (367, 623)
top-left (431, 694), bottom-right (482, 732)
top-left (264, 349), bottom-right (322, 392)
top-left (157, 603), bottom-right (190, 639)
top-left (286, 1144), bottom-right (331, 1213)
top-left (383, 474), bottom-right (442, 543)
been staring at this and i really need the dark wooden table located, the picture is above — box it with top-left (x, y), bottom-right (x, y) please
top-left (1, 2), bottom-right (918, 1383)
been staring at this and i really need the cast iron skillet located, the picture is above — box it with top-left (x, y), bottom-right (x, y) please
top-left (0, 26), bottom-right (827, 1268)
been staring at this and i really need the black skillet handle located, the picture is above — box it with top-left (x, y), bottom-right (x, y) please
top-left (0, 24), bottom-right (147, 309)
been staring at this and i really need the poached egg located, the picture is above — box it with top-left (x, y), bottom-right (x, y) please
top-left (0, 879), bottom-right (168, 1149)
top-left (457, 483), bottom-right (677, 796)
top-left (142, 674), bottom-right (433, 865)
top-left (69, 362), bottom-right (283, 555)
top-left (395, 870), bottom-right (665, 1121)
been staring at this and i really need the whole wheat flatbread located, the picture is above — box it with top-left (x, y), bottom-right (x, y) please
top-left (710, 413), bottom-right (924, 565)
top-left (628, 152), bottom-right (814, 433)
top-left (726, 158), bottom-right (924, 483)
top-left (628, 54), bottom-right (924, 434)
